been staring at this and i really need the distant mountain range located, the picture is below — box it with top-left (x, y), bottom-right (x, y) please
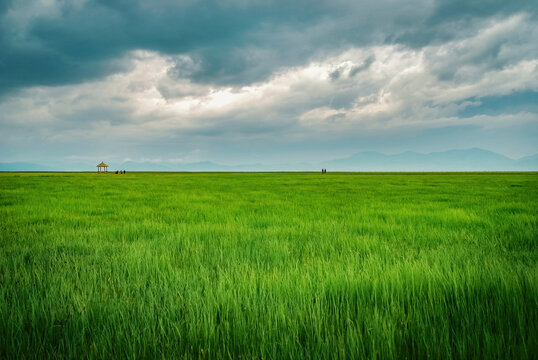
top-left (1, 148), bottom-right (537, 172)
top-left (321, 148), bottom-right (538, 171)
top-left (0, 162), bottom-right (55, 171)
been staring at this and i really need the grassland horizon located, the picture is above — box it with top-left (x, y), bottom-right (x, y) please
top-left (2, 170), bottom-right (537, 174)
top-left (1, 172), bottom-right (537, 359)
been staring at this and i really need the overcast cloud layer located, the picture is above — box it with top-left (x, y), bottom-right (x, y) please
top-left (1, 0), bottom-right (537, 166)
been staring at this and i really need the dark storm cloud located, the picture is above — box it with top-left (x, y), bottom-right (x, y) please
top-left (394, 0), bottom-right (537, 47)
top-left (0, 0), bottom-right (422, 94)
top-left (1, 0), bottom-right (536, 96)
top-left (429, 0), bottom-right (535, 24)
top-left (0, 0), bottom-right (12, 13)
top-left (0, 0), bottom-right (343, 92)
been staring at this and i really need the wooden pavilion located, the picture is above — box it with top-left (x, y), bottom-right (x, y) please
top-left (97, 161), bottom-right (109, 173)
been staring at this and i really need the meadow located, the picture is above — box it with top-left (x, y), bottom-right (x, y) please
top-left (0, 172), bottom-right (537, 359)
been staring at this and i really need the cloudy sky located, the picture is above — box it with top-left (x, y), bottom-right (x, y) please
top-left (1, 0), bottom-right (537, 166)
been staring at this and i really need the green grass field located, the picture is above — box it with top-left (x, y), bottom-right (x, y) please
top-left (1, 172), bottom-right (537, 359)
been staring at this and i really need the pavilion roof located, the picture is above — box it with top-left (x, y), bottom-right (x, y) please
top-left (97, 162), bottom-right (109, 167)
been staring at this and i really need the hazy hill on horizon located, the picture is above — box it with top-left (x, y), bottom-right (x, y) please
top-left (1, 148), bottom-right (537, 172)
top-left (321, 148), bottom-right (526, 172)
